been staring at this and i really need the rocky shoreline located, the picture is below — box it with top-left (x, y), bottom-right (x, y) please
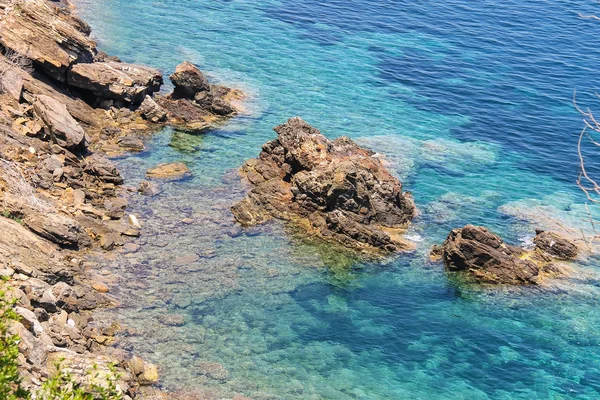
top-left (0, 0), bottom-right (593, 398)
top-left (0, 0), bottom-right (242, 397)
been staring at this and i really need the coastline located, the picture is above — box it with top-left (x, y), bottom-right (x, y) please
top-left (0, 0), bottom-right (243, 397)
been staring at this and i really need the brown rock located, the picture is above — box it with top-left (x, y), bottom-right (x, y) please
top-left (33, 95), bottom-right (86, 150)
top-left (534, 230), bottom-right (578, 260)
top-left (146, 162), bottom-right (191, 180)
top-left (67, 62), bottom-right (163, 105)
top-left (91, 282), bottom-right (109, 293)
top-left (231, 117), bottom-right (416, 254)
top-left (128, 356), bottom-right (159, 385)
top-left (139, 95), bottom-right (167, 123)
top-left (22, 211), bottom-right (90, 249)
top-left (170, 61), bottom-right (210, 99)
top-left (83, 154), bottom-right (123, 184)
top-left (0, 68), bottom-right (23, 101)
top-left (439, 225), bottom-right (542, 285)
top-left (0, 0), bottom-right (97, 81)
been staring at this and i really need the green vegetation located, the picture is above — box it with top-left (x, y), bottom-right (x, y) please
top-left (1, 211), bottom-right (23, 225)
top-left (0, 285), bottom-right (28, 400)
top-left (0, 284), bottom-right (123, 400)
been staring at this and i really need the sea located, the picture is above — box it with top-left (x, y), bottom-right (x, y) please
top-left (77, 0), bottom-right (600, 398)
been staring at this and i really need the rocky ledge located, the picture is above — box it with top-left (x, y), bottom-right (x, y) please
top-left (431, 225), bottom-right (578, 285)
top-left (231, 117), bottom-right (417, 254)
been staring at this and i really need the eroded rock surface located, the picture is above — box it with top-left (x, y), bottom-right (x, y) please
top-left (435, 225), bottom-right (577, 285)
top-left (33, 95), bottom-right (86, 150)
top-left (0, 0), bottom-right (97, 81)
top-left (67, 62), bottom-right (163, 105)
top-left (231, 117), bottom-right (416, 254)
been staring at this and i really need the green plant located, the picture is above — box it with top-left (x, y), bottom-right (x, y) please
top-left (38, 361), bottom-right (122, 400)
top-left (1, 211), bottom-right (23, 225)
top-left (0, 284), bottom-right (29, 399)
top-left (0, 283), bottom-right (123, 400)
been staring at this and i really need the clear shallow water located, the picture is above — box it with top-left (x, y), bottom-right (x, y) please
top-left (77, 0), bottom-right (600, 398)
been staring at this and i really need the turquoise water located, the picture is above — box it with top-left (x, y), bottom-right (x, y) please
top-left (77, 0), bottom-right (600, 398)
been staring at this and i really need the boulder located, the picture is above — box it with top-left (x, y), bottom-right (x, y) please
top-left (139, 95), bottom-right (167, 123)
top-left (169, 61), bottom-right (210, 99)
top-left (0, 0), bottom-right (97, 81)
top-left (146, 162), bottom-right (191, 180)
top-left (83, 154), bottom-right (123, 184)
top-left (33, 95), bottom-right (86, 150)
top-left (24, 212), bottom-right (91, 249)
top-left (231, 117), bottom-right (416, 253)
top-left (534, 230), bottom-right (578, 260)
top-left (438, 225), bottom-right (541, 284)
top-left (67, 62), bottom-right (163, 105)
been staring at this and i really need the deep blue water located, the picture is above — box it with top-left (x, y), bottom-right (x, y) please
top-left (78, 0), bottom-right (600, 398)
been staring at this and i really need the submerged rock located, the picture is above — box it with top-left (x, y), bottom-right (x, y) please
top-left (435, 225), bottom-right (576, 285)
top-left (231, 117), bottom-right (417, 254)
top-left (146, 162), bottom-right (191, 180)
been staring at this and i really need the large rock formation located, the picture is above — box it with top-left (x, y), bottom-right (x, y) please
top-left (0, 0), bottom-right (97, 81)
top-left (434, 225), bottom-right (577, 285)
top-left (231, 117), bottom-right (417, 253)
top-left (67, 62), bottom-right (163, 106)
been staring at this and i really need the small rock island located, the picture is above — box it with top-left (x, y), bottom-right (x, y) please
top-left (232, 117), bottom-right (417, 254)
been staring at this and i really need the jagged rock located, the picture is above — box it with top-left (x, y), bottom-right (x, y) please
top-left (67, 62), bottom-right (163, 105)
top-left (33, 95), bottom-right (86, 150)
top-left (231, 117), bottom-right (416, 253)
top-left (146, 162), bottom-right (191, 180)
top-left (3, 192), bottom-right (90, 248)
top-left (117, 134), bottom-right (145, 152)
top-left (83, 154), bottom-right (123, 184)
top-left (534, 230), bottom-right (578, 260)
top-left (139, 95), bottom-right (167, 123)
top-left (170, 61), bottom-right (210, 99)
top-left (437, 225), bottom-right (559, 285)
top-left (0, 0), bottom-right (97, 81)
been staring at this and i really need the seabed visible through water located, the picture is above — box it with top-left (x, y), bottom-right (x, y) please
top-left (80, 0), bottom-right (600, 398)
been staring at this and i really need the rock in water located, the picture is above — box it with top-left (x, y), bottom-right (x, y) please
top-left (67, 62), bottom-right (163, 105)
top-left (231, 117), bottom-right (416, 253)
top-left (533, 230), bottom-right (579, 260)
top-left (437, 225), bottom-right (575, 285)
top-left (33, 95), bottom-right (86, 150)
top-left (146, 162), bottom-right (191, 180)
top-left (170, 61), bottom-right (210, 99)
